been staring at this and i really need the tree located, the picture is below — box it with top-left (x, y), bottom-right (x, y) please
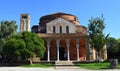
top-left (88, 15), bottom-right (109, 61)
top-left (21, 32), bottom-right (45, 57)
top-left (0, 20), bottom-right (18, 52)
top-left (2, 32), bottom-right (45, 64)
top-left (3, 37), bottom-right (26, 63)
top-left (116, 38), bottom-right (120, 58)
top-left (107, 37), bottom-right (118, 58)
top-left (21, 32), bottom-right (45, 64)
top-left (0, 20), bottom-right (17, 38)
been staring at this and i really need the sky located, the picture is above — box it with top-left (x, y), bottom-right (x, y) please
top-left (0, 0), bottom-right (120, 38)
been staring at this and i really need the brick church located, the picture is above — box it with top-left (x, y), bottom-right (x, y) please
top-left (20, 12), bottom-right (107, 61)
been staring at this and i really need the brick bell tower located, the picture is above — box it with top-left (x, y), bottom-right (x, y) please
top-left (20, 14), bottom-right (30, 32)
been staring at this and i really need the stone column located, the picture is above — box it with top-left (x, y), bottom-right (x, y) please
top-left (56, 39), bottom-right (60, 61)
top-left (46, 38), bottom-right (51, 61)
top-left (66, 38), bottom-right (70, 61)
top-left (76, 38), bottom-right (80, 61)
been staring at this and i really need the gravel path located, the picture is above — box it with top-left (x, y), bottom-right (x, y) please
top-left (0, 67), bottom-right (119, 71)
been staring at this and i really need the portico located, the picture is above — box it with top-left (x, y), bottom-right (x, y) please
top-left (38, 33), bottom-right (88, 61)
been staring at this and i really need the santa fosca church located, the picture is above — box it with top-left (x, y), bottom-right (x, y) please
top-left (20, 12), bottom-right (107, 61)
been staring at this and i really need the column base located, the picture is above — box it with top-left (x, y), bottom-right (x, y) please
top-left (77, 59), bottom-right (80, 61)
top-left (67, 59), bottom-right (70, 61)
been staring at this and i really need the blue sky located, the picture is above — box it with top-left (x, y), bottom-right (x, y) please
top-left (0, 0), bottom-right (120, 38)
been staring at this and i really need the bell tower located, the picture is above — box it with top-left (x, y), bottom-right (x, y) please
top-left (20, 14), bottom-right (30, 32)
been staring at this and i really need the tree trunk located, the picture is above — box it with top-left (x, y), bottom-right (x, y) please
top-left (97, 51), bottom-right (102, 62)
top-left (29, 58), bottom-right (33, 65)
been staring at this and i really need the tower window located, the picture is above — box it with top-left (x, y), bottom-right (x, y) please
top-left (66, 26), bottom-right (69, 33)
top-left (22, 16), bottom-right (28, 19)
top-left (60, 26), bottom-right (62, 33)
top-left (53, 26), bottom-right (55, 33)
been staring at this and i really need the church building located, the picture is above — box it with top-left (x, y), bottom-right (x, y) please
top-left (22, 12), bottom-right (107, 61)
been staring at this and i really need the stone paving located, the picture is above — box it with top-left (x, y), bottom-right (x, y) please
top-left (0, 67), bottom-right (119, 71)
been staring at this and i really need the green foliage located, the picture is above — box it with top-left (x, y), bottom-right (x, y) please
top-left (21, 31), bottom-right (45, 58)
top-left (0, 20), bottom-right (17, 39)
top-left (107, 37), bottom-right (118, 53)
top-left (88, 15), bottom-right (109, 61)
top-left (3, 37), bottom-right (26, 57)
top-left (106, 37), bottom-right (119, 59)
top-left (88, 16), bottom-right (109, 52)
top-left (2, 31), bottom-right (45, 61)
top-left (0, 20), bottom-right (18, 53)
top-left (117, 38), bottom-right (120, 52)
top-left (0, 38), bottom-right (6, 52)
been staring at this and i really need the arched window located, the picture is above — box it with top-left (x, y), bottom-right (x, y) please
top-left (60, 26), bottom-right (62, 33)
top-left (53, 26), bottom-right (55, 33)
top-left (66, 26), bottom-right (69, 33)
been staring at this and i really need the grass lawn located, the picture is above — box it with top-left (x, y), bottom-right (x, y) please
top-left (75, 61), bottom-right (120, 70)
top-left (21, 63), bottom-right (55, 68)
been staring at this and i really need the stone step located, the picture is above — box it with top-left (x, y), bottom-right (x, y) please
top-left (55, 61), bottom-right (80, 69)
top-left (55, 61), bottom-right (74, 66)
top-left (55, 65), bottom-right (80, 69)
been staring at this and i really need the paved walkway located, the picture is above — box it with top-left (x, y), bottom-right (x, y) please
top-left (0, 67), bottom-right (119, 71)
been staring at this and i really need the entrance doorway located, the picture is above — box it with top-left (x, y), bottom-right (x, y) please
top-left (59, 47), bottom-right (65, 60)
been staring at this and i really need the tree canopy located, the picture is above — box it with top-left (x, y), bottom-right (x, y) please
top-left (0, 20), bottom-right (18, 53)
top-left (21, 31), bottom-right (45, 58)
top-left (2, 32), bottom-right (45, 63)
top-left (3, 37), bottom-right (26, 57)
top-left (0, 20), bottom-right (17, 38)
top-left (107, 37), bottom-right (118, 53)
top-left (106, 37), bottom-right (119, 59)
top-left (88, 15), bottom-right (109, 60)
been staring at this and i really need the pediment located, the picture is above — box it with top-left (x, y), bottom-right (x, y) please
top-left (46, 18), bottom-right (76, 33)
top-left (46, 18), bottom-right (75, 26)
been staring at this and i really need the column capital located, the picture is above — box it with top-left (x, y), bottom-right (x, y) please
top-left (65, 38), bottom-right (71, 44)
top-left (76, 44), bottom-right (79, 48)
top-left (46, 38), bottom-right (51, 45)
top-left (56, 39), bottom-right (60, 46)
top-left (65, 38), bottom-right (70, 40)
top-left (76, 37), bottom-right (80, 45)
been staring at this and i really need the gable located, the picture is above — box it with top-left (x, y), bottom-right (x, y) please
top-left (47, 18), bottom-right (75, 26)
top-left (46, 18), bottom-right (76, 33)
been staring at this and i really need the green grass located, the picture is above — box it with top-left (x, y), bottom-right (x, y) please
top-left (75, 62), bottom-right (110, 70)
top-left (21, 63), bottom-right (54, 68)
